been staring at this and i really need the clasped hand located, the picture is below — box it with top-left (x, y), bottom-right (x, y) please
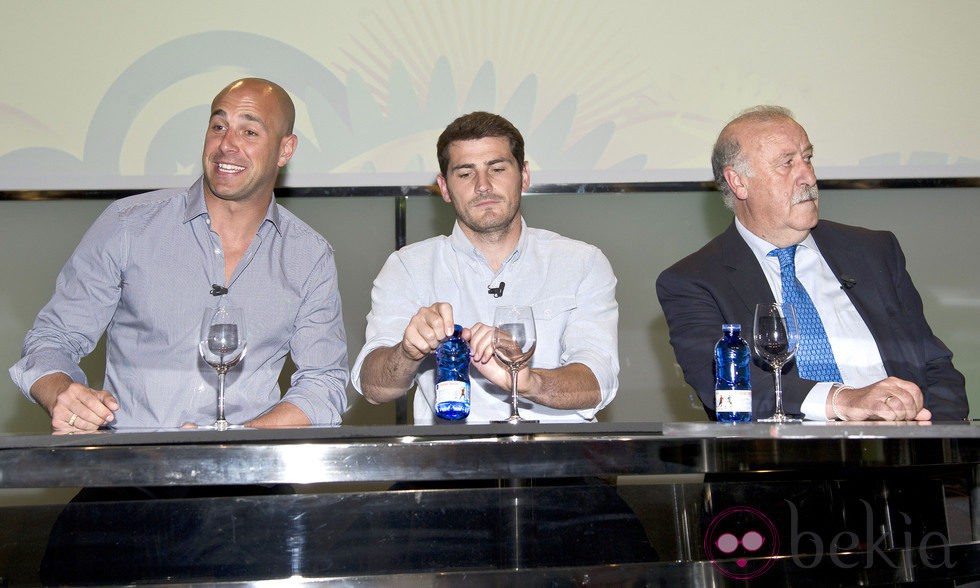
top-left (400, 302), bottom-right (533, 394)
top-left (833, 376), bottom-right (931, 421)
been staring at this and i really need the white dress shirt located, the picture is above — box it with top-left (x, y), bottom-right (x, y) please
top-left (352, 218), bottom-right (619, 424)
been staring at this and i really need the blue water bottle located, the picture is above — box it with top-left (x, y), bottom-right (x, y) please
top-left (715, 323), bottom-right (752, 422)
top-left (435, 324), bottom-right (471, 420)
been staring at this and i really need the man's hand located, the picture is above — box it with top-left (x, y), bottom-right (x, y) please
top-left (31, 372), bottom-right (118, 433)
top-left (830, 377), bottom-right (931, 421)
top-left (464, 323), bottom-right (600, 410)
top-left (359, 302), bottom-right (457, 404)
top-left (399, 302), bottom-right (456, 361)
top-left (464, 322), bottom-right (534, 392)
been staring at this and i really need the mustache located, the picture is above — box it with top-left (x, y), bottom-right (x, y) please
top-left (792, 184), bottom-right (819, 204)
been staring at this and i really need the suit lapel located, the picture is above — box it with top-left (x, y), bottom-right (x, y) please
top-left (811, 222), bottom-right (902, 374)
top-left (719, 222), bottom-right (777, 314)
top-left (810, 222), bottom-right (876, 315)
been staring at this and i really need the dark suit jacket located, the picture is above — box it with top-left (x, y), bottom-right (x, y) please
top-left (656, 219), bottom-right (968, 420)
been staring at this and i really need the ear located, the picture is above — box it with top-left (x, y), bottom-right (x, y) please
top-left (520, 161), bottom-right (530, 192)
top-left (277, 134), bottom-right (298, 168)
top-left (723, 166), bottom-right (749, 201)
top-left (436, 174), bottom-right (452, 204)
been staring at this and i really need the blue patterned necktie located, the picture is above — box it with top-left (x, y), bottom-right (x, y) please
top-left (768, 245), bottom-right (843, 382)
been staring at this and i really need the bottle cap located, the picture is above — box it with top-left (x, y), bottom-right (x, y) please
top-left (722, 323), bottom-right (741, 332)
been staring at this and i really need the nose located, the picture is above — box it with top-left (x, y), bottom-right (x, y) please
top-left (475, 170), bottom-right (491, 193)
top-left (798, 159), bottom-right (817, 186)
top-left (218, 130), bottom-right (239, 154)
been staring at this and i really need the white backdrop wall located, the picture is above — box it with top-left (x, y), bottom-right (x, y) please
top-left (2, 0), bottom-right (979, 190)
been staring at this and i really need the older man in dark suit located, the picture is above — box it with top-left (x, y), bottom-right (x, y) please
top-left (656, 105), bottom-right (967, 421)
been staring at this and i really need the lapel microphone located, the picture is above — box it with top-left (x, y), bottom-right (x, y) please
top-left (210, 284), bottom-right (229, 296)
top-left (839, 275), bottom-right (857, 290)
top-left (488, 282), bottom-right (505, 298)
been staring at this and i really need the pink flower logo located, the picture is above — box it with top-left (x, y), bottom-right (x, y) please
top-left (703, 505), bottom-right (780, 579)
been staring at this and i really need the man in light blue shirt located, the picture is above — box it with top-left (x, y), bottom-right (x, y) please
top-left (10, 78), bottom-right (349, 431)
top-left (352, 112), bottom-right (618, 424)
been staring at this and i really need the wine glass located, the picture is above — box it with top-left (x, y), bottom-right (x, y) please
top-left (199, 306), bottom-right (247, 430)
top-left (492, 306), bottom-right (538, 424)
top-left (753, 302), bottom-right (801, 423)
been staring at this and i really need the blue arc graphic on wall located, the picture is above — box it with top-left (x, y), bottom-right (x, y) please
top-left (0, 30), bottom-right (631, 187)
top-left (83, 31), bottom-right (349, 174)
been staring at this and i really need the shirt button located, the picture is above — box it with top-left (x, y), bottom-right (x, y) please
top-left (214, 248), bottom-right (221, 255)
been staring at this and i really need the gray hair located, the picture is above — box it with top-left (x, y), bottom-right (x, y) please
top-left (711, 105), bottom-right (795, 209)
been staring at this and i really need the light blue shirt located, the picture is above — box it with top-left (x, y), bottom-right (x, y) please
top-left (352, 219), bottom-right (619, 424)
top-left (735, 218), bottom-right (887, 419)
top-left (10, 178), bottom-right (349, 427)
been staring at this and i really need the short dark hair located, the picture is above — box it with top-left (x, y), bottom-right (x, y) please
top-left (436, 112), bottom-right (525, 176)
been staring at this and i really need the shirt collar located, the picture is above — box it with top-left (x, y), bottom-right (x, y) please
top-left (265, 194), bottom-right (282, 235)
top-left (449, 217), bottom-right (528, 266)
top-left (735, 217), bottom-right (818, 261)
top-left (182, 176), bottom-right (282, 235)
top-left (182, 177), bottom-right (209, 224)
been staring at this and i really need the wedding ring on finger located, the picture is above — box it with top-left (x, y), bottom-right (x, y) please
top-left (67, 413), bottom-right (78, 427)
top-left (883, 395), bottom-right (895, 405)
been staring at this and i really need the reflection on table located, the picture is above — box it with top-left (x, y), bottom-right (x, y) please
top-left (0, 421), bottom-right (978, 585)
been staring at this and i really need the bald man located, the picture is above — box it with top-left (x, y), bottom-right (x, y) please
top-left (11, 78), bottom-right (349, 431)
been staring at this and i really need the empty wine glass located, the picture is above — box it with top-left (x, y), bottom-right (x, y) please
top-left (492, 306), bottom-right (538, 424)
top-left (199, 306), bottom-right (247, 430)
top-left (753, 302), bottom-right (801, 423)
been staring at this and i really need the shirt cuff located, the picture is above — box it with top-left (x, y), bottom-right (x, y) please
top-left (350, 337), bottom-right (401, 394)
top-left (800, 382), bottom-right (835, 421)
top-left (9, 351), bottom-right (87, 401)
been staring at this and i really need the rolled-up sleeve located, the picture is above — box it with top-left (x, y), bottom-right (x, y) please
top-left (281, 247), bottom-right (350, 425)
top-left (561, 247), bottom-right (619, 416)
top-left (350, 251), bottom-right (419, 394)
top-left (9, 205), bottom-right (126, 399)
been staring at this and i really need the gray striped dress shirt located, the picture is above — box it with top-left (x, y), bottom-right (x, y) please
top-left (10, 177), bottom-right (349, 428)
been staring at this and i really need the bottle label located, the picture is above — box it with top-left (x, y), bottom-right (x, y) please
top-left (715, 389), bottom-right (751, 413)
top-left (436, 380), bottom-right (469, 404)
